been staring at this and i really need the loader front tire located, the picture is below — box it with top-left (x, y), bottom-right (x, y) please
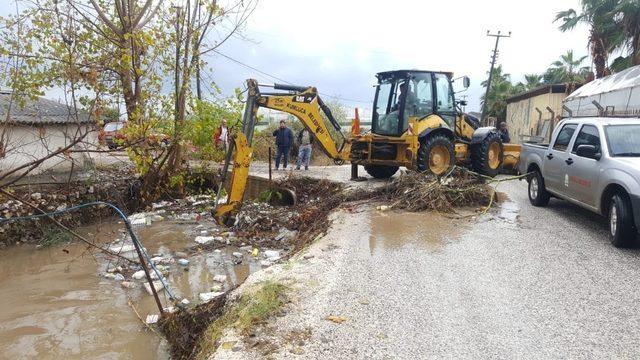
top-left (364, 165), bottom-right (398, 179)
top-left (471, 131), bottom-right (503, 177)
top-left (417, 134), bottom-right (455, 176)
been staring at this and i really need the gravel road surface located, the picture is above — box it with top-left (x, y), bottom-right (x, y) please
top-left (213, 170), bottom-right (640, 359)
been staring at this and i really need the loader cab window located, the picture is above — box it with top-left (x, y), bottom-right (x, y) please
top-left (372, 72), bottom-right (436, 136)
top-left (406, 73), bottom-right (433, 120)
top-left (373, 76), bottom-right (405, 136)
top-left (434, 73), bottom-right (455, 113)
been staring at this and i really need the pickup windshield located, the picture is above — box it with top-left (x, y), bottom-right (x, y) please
top-left (104, 122), bottom-right (124, 132)
top-left (605, 125), bottom-right (640, 157)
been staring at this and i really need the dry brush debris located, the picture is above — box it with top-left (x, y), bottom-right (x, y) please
top-left (375, 169), bottom-right (494, 213)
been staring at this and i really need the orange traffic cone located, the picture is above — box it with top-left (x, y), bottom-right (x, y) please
top-left (351, 108), bottom-right (361, 136)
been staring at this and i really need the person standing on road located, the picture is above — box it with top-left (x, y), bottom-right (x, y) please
top-left (499, 121), bottom-right (511, 143)
top-left (273, 120), bottom-right (294, 170)
top-left (214, 119), bottom-right (230, 152)
top-left (296, 128), bottom-right (314, 170)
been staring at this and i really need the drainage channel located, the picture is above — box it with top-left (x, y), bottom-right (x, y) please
top-left (0, 215), bottom-right (268, 359)
top-left (0, 174), bottom-right (337, 359)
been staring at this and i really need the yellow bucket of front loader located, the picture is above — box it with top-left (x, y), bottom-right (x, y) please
top-left (502, 143), bottom-right (521, 171)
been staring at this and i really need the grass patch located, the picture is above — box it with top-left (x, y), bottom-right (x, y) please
top-left (194, 280), bottom-right (288, 360)
top-left (39, 225), bottom-right (73, 247)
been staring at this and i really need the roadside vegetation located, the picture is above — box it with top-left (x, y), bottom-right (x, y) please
top-left (160, 280), bottom-right (289, 360)
top-left (38, 225), bottom-right (74, 247)
top-left (0, 0), bottom-right (257, 201)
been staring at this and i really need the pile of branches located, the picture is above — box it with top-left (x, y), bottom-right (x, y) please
top-left (376, 169), bottom-right (493, 213)
top-left (230, 176), bottom-right (346, 251)
top-left (273, 176), bottom-right (345, 248)
top-left (275, 176), bottom-right (343, 205)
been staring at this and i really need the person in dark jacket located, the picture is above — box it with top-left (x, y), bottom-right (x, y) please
top-left (272, 120), bottom-right (294, 169)
top-left (499, 121), bottom-right (511, 143)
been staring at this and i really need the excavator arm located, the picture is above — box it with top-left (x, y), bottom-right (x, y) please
top-left (213, 79), bottom-right (351, 225)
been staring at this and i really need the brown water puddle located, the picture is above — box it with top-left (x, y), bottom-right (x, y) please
top-left (0, 219), bottom-right (261, 359)
top-left (368, 211), bottom-right (464, 254)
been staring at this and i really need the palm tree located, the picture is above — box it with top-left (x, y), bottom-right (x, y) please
top-left (523, 74), bottom-right (543, 90)
top-left (555, 0), bottom-right (619, 78)
top-left (612, 0), bottom-right (640, 66)
top-left (480, 65), bottom-right (523, 121)
top-left (550, 50), bottom-right (590, 82)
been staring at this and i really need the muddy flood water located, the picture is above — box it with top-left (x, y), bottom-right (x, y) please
top-left (0, 219), bottom-right (262, 359)
top-left (368, 211), bottom-right (468, 255)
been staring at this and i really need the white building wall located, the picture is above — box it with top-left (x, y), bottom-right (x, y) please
top-left (0, 123), bottom-right (99, 177)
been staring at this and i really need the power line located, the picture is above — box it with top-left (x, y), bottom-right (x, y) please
top-left (209, 49), bottom-right (371, 104)
top-left (210, 49), bottom-right (292, 85)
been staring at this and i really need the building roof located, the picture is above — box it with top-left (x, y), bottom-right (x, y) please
top-left (505, 84), bottom-right (574, 104)
top-left (565, 64), bottom-right (640, 100)
top-left (0, 92), bottom-right (93, 125)
top-left (563, 64), bottom-right (640, 117)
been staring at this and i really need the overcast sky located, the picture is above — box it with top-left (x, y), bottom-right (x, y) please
top-left (4, 0), bottom-right (591, 115)
top-left (202, 0), bottom-right (590, 114)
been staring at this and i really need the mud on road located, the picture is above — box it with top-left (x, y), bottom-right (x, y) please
top-left (211, 177), bottom-right (640, 359)
top-left (0, 165), bottom-right (502, 360)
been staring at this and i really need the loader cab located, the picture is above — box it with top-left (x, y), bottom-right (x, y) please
top-left (372, 70), bottom-right (457, 136)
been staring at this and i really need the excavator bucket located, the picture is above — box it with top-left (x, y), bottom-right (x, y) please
top-left (213, 133), bottom-right (253, 226)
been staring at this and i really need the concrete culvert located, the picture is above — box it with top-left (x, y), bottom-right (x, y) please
top-left (267, 187), bottom-right (297, 206)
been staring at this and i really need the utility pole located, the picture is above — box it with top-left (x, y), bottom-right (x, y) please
top-left (481, 30), bottom-right (511, 123)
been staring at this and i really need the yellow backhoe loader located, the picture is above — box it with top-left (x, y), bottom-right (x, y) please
top-left (214, 70), bottom-right (521, 224)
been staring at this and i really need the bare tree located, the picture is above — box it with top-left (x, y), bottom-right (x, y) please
top-left (166, 0), bottom-right (257, 183)
top-left (0, 0), bottom-right (258, 200)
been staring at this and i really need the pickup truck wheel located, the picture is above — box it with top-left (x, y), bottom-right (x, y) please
top-left (364, 165), bottom-right (398, 179)
top-left (609, 194), bottom-right (637, 248)
top-left (471, 131), bottom-right (503, 177)
top-left (528, 171), bottom-right (550, 207)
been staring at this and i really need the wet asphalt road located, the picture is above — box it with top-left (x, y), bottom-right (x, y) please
top-left (215, 166), bottom-right (640, 359)
top-left (294, 177), bottom-right (640, 359)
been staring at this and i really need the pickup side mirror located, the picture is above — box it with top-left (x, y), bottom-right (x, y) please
top-left (576, 144), bottom-right (601, 160)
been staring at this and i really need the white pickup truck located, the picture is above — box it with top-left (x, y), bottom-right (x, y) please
top-left (519, 117), bottom-right (640, 247)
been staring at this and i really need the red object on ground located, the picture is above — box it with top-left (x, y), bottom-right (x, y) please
top-left (351, 108), bottom-right (361, 136)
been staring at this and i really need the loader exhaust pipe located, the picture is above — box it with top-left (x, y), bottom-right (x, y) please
top-left (273, 83), bottom-right (310, 92)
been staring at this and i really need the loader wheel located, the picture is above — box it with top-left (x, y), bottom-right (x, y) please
top-left (364, 165), bottom-right (399, 179)
top-left (471, 131), bottom-right (503, 177)
top-left (417, 134), bottom-right (455, 176)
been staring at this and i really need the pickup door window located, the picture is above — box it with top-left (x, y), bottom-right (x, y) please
top-left (566, 125), bottom-right (601, 206)
top-left (544, 123), bottom-right (578, 192)
top-left (553, 124), bottom-right (577, 151)
top-left (572, 125), bottom-right (601, 153)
